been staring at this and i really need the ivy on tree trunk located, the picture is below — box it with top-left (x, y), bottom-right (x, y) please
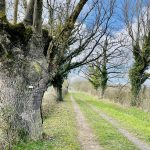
top-left (129, 35), bottom-right (150, 106)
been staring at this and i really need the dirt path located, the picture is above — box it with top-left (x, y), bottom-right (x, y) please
top-left (88, 104), bottom-right (150, 150)
top-left (71, 96), bottom-right (103, 150)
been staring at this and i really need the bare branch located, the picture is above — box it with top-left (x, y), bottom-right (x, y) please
top-left (23, 0), bottom-right (35, 25)
top-left (0, 0), bottom-right (6, 21)
top-left (23, 0), bottom-right (27, 11)
top-left (60, 0), bottom-right (88, 40)
top-left (13, 0), bottom-right (19, 24)
top-left (33, 0), bottom-right (43, 34)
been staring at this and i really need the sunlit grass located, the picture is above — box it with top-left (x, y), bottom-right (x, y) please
top-left (13, 95), bottom-right (80, 150)
top-left (73, 92), bottom-right (150, 144)
top-left (73, 93), bottom-right (138, 150)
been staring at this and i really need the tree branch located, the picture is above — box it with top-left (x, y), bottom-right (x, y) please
top-left (60, 0), bottom-right (88, 40)
top-left (0, 0), bottom-right (6, 21)
top-left (23, 0), bottom-right (35, 25)
top-left (13, 0), bottom-right (19, 24)
top-left (33, 0), bottom-right (43, 34)
top-left (23, 0), bottom-right (27, 11)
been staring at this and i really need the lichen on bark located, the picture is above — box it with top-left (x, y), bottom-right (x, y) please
top-left (0, 22), bottom-right (50, 141)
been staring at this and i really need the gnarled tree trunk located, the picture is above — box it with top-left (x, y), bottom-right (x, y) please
top-left (0, 23), bottom-right (50, 140)
top-left (0, 0), bottom-right (89, 142)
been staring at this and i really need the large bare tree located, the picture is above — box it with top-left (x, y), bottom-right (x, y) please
top-left (47, 0), bottom-right (117, 101)
top-left (85, 32), bottom-right (128, 97)
top-left (0, 0), bottom-right (88, 141)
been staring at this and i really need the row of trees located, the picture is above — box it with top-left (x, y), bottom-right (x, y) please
top-left (86, 33), bottom-right (128, 98)
top-left (86, 0), bottom-right (150, 106)
top-left (0, 0), bottom-right (117, 143)
top-left (0, 0), bottom-right (150, 144)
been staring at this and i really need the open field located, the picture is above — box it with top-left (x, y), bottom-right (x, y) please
top-left (71, 81), bottom-right (150, 110)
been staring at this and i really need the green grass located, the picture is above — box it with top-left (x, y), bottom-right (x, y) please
top-left (72, 92), bottom-right (150, 145)
top-left (13, 95), bottom-right (80, 150)
top-left (72, 93), bottom-right (138, 150)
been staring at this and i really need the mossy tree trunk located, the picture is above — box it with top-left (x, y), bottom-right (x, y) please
top-left (0, 0), bottom-right (6, 20)
top-left (0, 25), bottom-right (50, 141)
top-left (129, 38), bottom-right (150, 106)
top-left (0, 0), bottom-right (51, 141)
top-left (55, 84), bottom-right (63, 102)
top-left (52, 75), bottom-right (64, 101)
top-left (122, 0), bottom-right (150, 107)
top-left (88, 38), bottom-right (108, 98)
top-left (99, 65), bottom-right (108, 99)
top-left (0, 0), bottom-right (89, 142)
top-left (100, 40), bottom-right (108, 98)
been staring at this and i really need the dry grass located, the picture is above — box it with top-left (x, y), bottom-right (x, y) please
top-left (42, 82), bottom-right (69, 119)
top-left (42, 87), bottom-right (57, 119)
top-left (71, 80), bottom-right (150, 111)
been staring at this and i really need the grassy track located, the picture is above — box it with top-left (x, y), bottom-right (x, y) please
top-left (73, 92), bottom-right (150, 145)
top-left (13, 95), bottom-right (80, 150)
top-left (12, 92), bottom-right (150, 149)
top-left (72, 93), bottom-right (138, 150)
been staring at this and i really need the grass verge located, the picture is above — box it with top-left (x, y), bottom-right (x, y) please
top-left (73, 92), bottom-right (150, 145)
top-left (13, 94), bottom-right (80, 150)
top-left (72, 93), bottom-right (138, 150)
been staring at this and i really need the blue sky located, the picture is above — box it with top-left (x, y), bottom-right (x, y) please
top-left (81, 0), bottom-right (125, 31)
top-left (70, 0), bottom-right (150, 86)
top-left (70, 0), bottom-right (127, 82)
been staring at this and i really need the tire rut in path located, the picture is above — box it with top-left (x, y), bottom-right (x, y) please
top-left (88, 103), bottom-right (150, 150)
top-left (71, 96), bottom-right (103, 150)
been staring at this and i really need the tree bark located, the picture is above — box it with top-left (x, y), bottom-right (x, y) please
top-left (13, 0), bottom-right (19, 24)
top-left (23, 0), bottom-right (35, 25)
top-left (0, 0), bottom-right (6, 21)
top-left (54, 84), bottom-right (63, 102)
top-left (0, 24), bottom-right (50, 140)
top-left (0, 0), bottom-right (51, 141)
top-left (23, 0), bottom-right (27, 11)
top-left (51, 75), bottom-right (64, 101)
top-left (33, 0), bottom-right (43, 34)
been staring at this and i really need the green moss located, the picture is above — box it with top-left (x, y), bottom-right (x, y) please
top-left (0, 11), bottom-right (7, 22)
top-left (42, 29), bottom-right (49, 38)
top-left (32, 62), bottom-right (42, 75)
top-left (18, 128), bottom-right (28, 142)
top-left (129, 38), bottom-right (150, 106)
top-left (0, 11), bottom-right (5, 18)
top-left (3, 23), bottom-right (33, 44)
top-left (24, 26), bottom-right (33, 42)
top-left (6, 51), bottom-right (14, 59)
